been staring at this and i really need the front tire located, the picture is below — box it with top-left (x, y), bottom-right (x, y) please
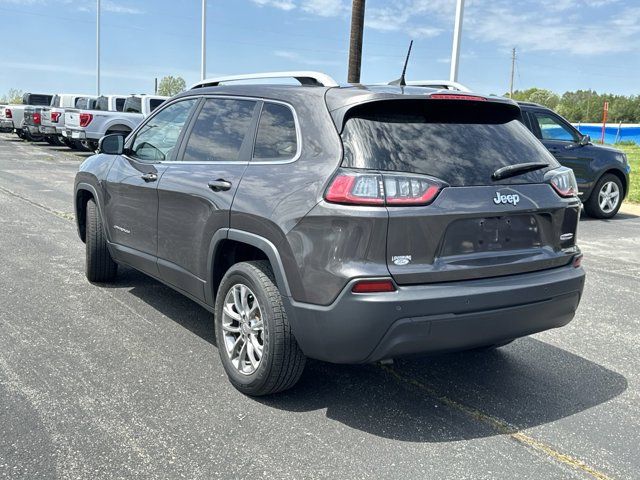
top-left (85, 198), bottom-right (117, 282)
top-left (214, 261), bottom-right (306, 396)
top-left (584, 173), bottom-right (623, 219)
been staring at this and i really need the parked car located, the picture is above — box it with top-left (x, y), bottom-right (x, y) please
top-left (518, 102), bottom-right (631, 218)
top-left (40, 94), bottom-right (99, 146)
top-left (0, 105), bottom-right (11, 133)
top-left (1, 93), bottom-right (52, 140)
top-left (22, 106), bottom-right (45, 141)
top-left (74, 72), bottom-right (585, 396)
top-left (64, 94), bottom-right (167, 150)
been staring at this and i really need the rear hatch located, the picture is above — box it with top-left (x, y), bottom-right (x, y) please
top-left (336, 97), bottom-right (580, 284)
top-left (23, 107), bottom-right (41, 127)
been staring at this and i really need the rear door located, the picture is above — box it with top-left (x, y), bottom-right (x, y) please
top-left (339, 98), bottom-right (580, 285)
top-left (103, 98), bottom-right (199, 275)
top-left (527, 110), bottom-right (592, 192)
top-left (156, 97), bottom-right (259, 302)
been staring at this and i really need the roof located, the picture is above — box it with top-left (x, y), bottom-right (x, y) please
top-left (516, 101), bottom-right (545, 108)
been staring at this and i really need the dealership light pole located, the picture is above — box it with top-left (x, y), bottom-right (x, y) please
top-left (201, 0), bottom-right (206, 80)
top-left (449, 0), bottom-right (464, 82)
top-left (96, 0), bottom-right (101, 95)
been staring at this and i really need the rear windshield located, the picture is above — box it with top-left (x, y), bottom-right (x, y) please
top-left (340, 100), bottom-right (558, 186)
top-left (24, 94), bottom-right (53, 106)
top-left (95, 96), bottom-right (109, 111)
top-left (124, 97), bottom-right (142, 113)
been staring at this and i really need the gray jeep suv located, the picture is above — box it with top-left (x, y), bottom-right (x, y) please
top-left (74, 72), bottom-right (585, 396)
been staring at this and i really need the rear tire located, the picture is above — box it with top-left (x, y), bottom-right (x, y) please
top-left (85, 198), bottom-right (117, 283)
top-left (214, 261), bottom-right (306, 396)
top-left (584, 173), bottom-right (623, 219)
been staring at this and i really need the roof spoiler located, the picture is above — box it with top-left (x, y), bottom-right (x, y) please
top-left (404, 80), bottom-right (472, 92)
top-left (190, 71), bottom-right (340, 89)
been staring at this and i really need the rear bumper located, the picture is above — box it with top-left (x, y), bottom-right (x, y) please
top-left (65, 128), bottom-right (86, 140)
top-left (39, 125), bottom-right (57, 135)
top-left (0, 119), bottom-right (14, 131)
top-left (285, 264), bottom-right (585, 363)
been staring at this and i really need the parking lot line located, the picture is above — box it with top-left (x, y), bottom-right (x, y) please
top-left (380, 365), bottom-right (613, 480)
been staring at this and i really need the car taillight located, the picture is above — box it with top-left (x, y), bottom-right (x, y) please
top-left (325, 169), bottom-right (444, 206)
top-left (352, 279), bottom-right (396, 293)
top-left (79, 113), bottom-right (93, 127)
top-left (33, 113), bottom-right (41, 125)
top-left (549, 167), bottom-right (578, 198)
top-left (51, 111), bottom-right (61, 123)
top-left (5, 108), bottom-right (12, 118)
top-left (572, 253), bottom-right (583, 268)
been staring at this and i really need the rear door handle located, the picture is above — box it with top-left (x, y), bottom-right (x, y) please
top-left (141, 173), bottom-right (158, 182)
top-left (208, 179), bottom-right (232, 192)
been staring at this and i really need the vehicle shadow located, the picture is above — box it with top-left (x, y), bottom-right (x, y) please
top-left (107, 267), bottom-right (627, 443)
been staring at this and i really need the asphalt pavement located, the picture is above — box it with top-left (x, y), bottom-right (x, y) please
top-left (0, 133), bottom-right (638, 480)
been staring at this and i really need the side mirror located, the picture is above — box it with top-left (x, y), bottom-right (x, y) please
top-left (579, 134), bottom-right (591, 146)
top-left (98, 133), bottom-right (125, 155)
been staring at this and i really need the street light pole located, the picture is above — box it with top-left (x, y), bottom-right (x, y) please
top-left (449, 0), bottom-right (464, 82)
top-left (348, 0), bottom-right (366, 84)
top-left (201, 0), bottom-right (206, 81)
top-left (96, 0), bottom-right (101, 95)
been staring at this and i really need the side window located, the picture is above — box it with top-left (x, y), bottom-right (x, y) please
top-left (253, 103), bottom-right (298, 160)
top-left (130, 99), bottom-right (197, 161)
top-left (534, 113), bottom-right (579, 142)
top-left (182, 98), bottom-right (257, 163)
top-left (149, 99), bottom-right (165, 112)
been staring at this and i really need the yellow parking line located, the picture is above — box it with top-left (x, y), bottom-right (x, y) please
top-left (380, 365), bottom-right (613, 480)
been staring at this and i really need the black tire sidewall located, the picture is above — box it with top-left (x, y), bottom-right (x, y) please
top-left (214, 265), bottom-right (276, 393)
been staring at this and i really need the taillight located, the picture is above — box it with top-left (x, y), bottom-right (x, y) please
top-left (79, 113), bottom-right (93, 127)
top-left (572, 253), bottom-right (583, 268)
top-left (325, 169), bottom-right (444, 206)
top-left (51, 111), bottom-right (61, 123)
top-left (5, 108), bottom-right (12, 118)
top-left (549, 167), bottom-right (578, 198)
top-left (352, 279), bottom-right (396, 293)
top-left (33, 112), bottom-right (41, 125)
top-left (430, 94), bottom-right (487, 101)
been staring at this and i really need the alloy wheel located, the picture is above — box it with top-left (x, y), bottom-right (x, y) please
top-left (598, 181), bottom-right (620, 214)
top-left (221, 284), bottom-right (264, 375)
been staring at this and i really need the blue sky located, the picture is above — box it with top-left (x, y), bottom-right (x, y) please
top-left (0, 0), bottom-right (638, 97)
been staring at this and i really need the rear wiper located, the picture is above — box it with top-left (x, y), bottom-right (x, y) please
top-left (492, 162), bottom-right (549, 181)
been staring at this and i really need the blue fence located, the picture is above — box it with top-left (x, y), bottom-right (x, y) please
top-left (573, 123), bottom-right (640, 144)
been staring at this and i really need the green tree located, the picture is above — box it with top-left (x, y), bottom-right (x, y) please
top-left (509, 88), bottom-right (560, 110)
top-left (157, 76), bottom-right (186, 96)
top-left (1, 88), bottom-right (24, 104)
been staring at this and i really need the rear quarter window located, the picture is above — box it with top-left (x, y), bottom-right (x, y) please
top-left (341, 100), bottom-right (558, 186)
top-left (253, 103), bottom-right (298, 160)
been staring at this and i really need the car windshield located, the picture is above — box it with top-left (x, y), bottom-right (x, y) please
top-left (341, 100), bottom-right (558, 186)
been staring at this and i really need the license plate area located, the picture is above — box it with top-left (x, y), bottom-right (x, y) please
top-left (440, 215), bottom-right (544, 256)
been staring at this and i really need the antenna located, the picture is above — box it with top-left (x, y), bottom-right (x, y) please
top-left (389, 40), bottom-right (413, 86)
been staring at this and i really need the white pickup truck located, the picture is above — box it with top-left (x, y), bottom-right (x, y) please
top-left (0, 93), bottom-right (53, 139)
top-left (64, 94), bottom-right (167, 149)
top-left (40, 94), bottom-right (99, 145)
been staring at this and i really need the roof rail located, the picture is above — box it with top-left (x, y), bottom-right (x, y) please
top-left (404, 80), bottom-right (472, 92)
top-left (190, 71), bottom-right (340, 89)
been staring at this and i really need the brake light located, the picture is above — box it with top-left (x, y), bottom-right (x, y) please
top-left (430, 94), bottom-right (487, 101)
top-left (5, 108), bottom-right (12, 118)
top-left (51, 111), bottom-right (61, 123)
top-left (325, 169), bottom-right (443, 206)
top-left (549, 168), bottom-right (578, 198)
top-left (79, 113), bottom-right (93, 127)
top-left (572, 253), bottom-right (583, 268)
top-left (33, 112), bottom-right (41, 125)
top-left (352, 279), bottom-right (396, 293)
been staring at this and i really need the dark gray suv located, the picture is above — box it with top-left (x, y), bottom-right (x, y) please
top-left (74, 72), bottom-right (586, 396)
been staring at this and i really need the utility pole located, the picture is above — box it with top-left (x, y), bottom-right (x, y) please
top-left (348, 0), bottom-right (366, 84)
top-left (201, 0), bottom-right (207, 81)
top-left (509, 47), bottom-right (516, 98)
top-left (96, 0), bottom-right (101, 95)
top-left (449, 0), bottom-right (464, 82)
